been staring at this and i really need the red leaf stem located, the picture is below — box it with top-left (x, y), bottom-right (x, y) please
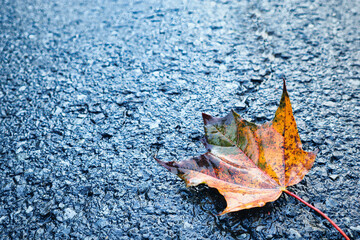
top-left (283, 190), bottom-right (350, 240)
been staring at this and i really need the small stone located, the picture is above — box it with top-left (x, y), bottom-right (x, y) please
top-left (16, 185), bottom-right (26, 197)
top-left (239, 233), bottom-right (250, 239)
top-left (348, 79), bottom-right (360, 88)
top-left (350, 225), bottom-right (360, 233)
top-left (95, 218), bottom-right (109, 228)
top-left (342, 95), bottom-right (351, 100)
top-left (259, 69), bottom-right (271, 77)
top-left (329, 174), bottom-right (339, 181)
top-left (91, 113), bottom-right (105, 123)
top-left (74, 118), bottom-right (84, 125)
top-left (149, 119), bottom-right (161, 129)
top-left (288, 229), bottom-right (302, 239)
top-left (256, 225), bottom-right (266, 233)
top-left (77, 94), bottom-right (87, 100)
top-left (325, 198), bottom-right (338, 208)
top-left (14, 175), bottom-right (21, 183)
top-left (56, 215), bottom-right (63, 222)
top-left (54, 107), bottom-right (62, 115)
top-left (36, 228), bottom-right (44, 236)
top-left (235, 101), bottom-right (246, 109)
top-left (322, 101), bottom-right (337, 108)
top-left (0, 216), bottom-right (7, 223)
top-left (219, 64), bottom-right (227, 71)
top-left (63, 208), bottom-right (77, 220)
top-left (331, 151), bottom-right (342, 160)
top-left (26, 206), bottom-right (34, 214)
top-left (183, 221), bottom-right (193, 229)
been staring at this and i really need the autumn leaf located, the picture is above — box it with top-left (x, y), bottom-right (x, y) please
top-left (156, 80), bottom-right (349, 239)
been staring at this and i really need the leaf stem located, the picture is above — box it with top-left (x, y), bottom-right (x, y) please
top-left (283, 190), bottom-right (350, 240)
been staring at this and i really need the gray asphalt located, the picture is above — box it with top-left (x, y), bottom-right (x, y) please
top-left (1, 0), bottom-right (359, 239)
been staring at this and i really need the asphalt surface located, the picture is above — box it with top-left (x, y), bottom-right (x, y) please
top-left (1, 0), bottom-right (359, 239)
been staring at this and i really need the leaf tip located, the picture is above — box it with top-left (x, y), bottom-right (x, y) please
top-left (282, 77), bottom-right (290, 97)
top-left (202, 112), bottom-right (212, 124)
top-left (154, 157), bottom-right (165, 166)
top-left (155, 157), bottom-right (171, 169)
top-left (282, 77), bottom-right (287, 90)
top-left (155, 158), bottom-right (181, 175)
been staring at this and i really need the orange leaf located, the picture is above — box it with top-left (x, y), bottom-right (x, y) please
top-left (156, 80), bottom-right (351, 239)
top-left (157, 80), bottom-right (317, 214)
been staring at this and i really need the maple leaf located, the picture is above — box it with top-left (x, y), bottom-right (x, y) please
top-left (156, 80), bottom-right (350, 239)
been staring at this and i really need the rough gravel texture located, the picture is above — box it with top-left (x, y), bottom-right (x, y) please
top-left (1, 0), bottom-right (359, 239)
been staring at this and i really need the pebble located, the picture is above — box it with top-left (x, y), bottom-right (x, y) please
top-left (63, 208), bottom-right (77, 220)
